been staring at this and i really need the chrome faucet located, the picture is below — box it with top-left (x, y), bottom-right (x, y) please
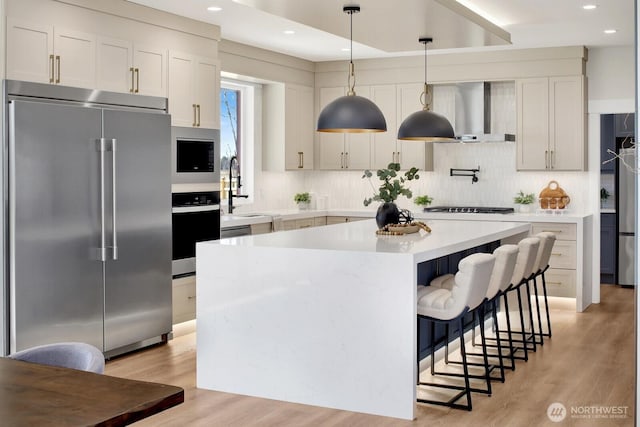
top-left (228, 156), bottom-right (248, 214)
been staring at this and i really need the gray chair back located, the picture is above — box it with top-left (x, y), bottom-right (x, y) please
top-left (8, 342), bottom-right (105, 374)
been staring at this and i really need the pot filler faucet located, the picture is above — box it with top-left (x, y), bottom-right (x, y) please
top-left (228, 156), bottom-right (248, 214)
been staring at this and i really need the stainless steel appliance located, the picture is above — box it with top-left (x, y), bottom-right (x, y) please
top-left (423, 206), bottom-right (515, 214)
top-left (3, 80), bottom-right (173, 357)
top-left (617, 147), bottom-right (636, 287)
top-left (172, 191), bottom-right (221, 277)
top-left (171, 126), bottom-right (220, 184)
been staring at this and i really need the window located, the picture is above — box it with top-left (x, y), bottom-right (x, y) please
top-left (220, 79), bottom-right (258, 204)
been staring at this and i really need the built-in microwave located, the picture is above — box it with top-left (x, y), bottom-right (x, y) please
top-left (171, 127), bottom-right (220, 184)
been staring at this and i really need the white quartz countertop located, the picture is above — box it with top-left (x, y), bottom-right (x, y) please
top-left (205, 219), bottom-right (531, 263)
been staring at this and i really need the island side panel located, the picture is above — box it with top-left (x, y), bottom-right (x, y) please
top-left (196, 242), bottom-right (418, 420)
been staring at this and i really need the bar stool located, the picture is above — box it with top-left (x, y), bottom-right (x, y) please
top-left (531, 232), bottom-right (557, 342)
top-left (433, 245), bottom-right (519, 384)
top-left (416, 252), bottom-right (495, 411)
top-left (477, 244), bottom-right (519, 381)
top-left (499, 237), bottom-right (540, 362)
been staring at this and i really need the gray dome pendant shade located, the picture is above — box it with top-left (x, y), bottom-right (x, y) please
top-left (397, 37), bottom-right (455, 141)
top-left (317, 5), bottom-right (387, 133)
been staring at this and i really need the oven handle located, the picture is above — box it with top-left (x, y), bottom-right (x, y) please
top-left (172, 204), bottom-right (221, 214)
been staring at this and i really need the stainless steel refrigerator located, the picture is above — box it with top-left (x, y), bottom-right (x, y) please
top-left (618, 147), bottom-right (636, 287)
top-left (3, 80), bottom-right (173, 357)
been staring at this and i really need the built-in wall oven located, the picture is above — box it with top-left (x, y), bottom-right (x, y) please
top-left (172, 191), bottom-right (221, 277)
top-left (171, 126), bottom-right (221, 277)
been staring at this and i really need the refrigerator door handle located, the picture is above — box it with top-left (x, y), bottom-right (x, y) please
top-left (111, 138), bottom-right (118, 260)
top-left (97, 138), bottom-right (107, 262)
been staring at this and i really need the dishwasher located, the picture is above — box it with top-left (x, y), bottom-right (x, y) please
top-left (220, 225), bottom-right (252, 238)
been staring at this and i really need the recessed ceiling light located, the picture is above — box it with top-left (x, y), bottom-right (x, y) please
top-left (583, 4), bottom-right (597, 10)
top-left (207, 6), bottom-right (222, 12)
top-left (604, 29), bottom-right (617, 34)
top-left (283, 30), bottom-right (295, 35)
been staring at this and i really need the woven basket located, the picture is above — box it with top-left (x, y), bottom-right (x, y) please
top-left (539, 180), bottom-right (570, 209)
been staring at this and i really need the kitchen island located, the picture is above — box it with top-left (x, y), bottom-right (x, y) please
top-left (196, 219), bottom-right (530, 420)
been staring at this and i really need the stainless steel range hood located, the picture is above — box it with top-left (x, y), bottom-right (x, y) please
top-left (437, 81), bottom-right (515, 142)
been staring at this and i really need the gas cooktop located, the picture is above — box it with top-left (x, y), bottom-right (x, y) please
top-left (423, 206), bottom-right (515, 214)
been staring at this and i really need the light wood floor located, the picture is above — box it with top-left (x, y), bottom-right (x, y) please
top-left (105, 285), bottom-right (635, 426)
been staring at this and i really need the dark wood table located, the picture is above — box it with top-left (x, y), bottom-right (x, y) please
top-left (0, 357), bottom-right (184, 426)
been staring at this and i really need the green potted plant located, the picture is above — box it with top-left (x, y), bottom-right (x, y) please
top-left (413, 195), bottom-right (433, 208)
top-left (600, 187), bottom-right (610, 209)
top-left (294, 192), bottom-right (311, 210)
top-left (362, 162), bottom-right (420, 228)
top-left (514, 190), bottom-right (535, 213)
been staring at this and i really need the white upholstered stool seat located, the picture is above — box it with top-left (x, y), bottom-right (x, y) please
top-left (416, 252), bottom-right (495, 411)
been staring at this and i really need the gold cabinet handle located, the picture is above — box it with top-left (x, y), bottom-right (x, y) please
top-left (547, 281), bottom-right (563, 285)
top-left (397, 151), bottom-right (401, 165)
top-left (129, 67), bottom-right (135, 93)
top-left (545, 150), bottom-right (549, 169)
top-left (192, 104), bottom-right (197, 127)
top-left (134, 68), bottom-right (140, 93)
top-left (298, 151), bottom-right (304, 169)
top-left (542, 230), bottom-right (563, 234)
top-left (550, 150), bottom-right (555, 169)
top-left (55, 55), bottom-right (60, 84)
top-left (340, 152), bottom-right (344, 169)
top-left (551, 252), bottom-right (563, 256)
top-left (345, 152), bottom-right (349, 168)
top-left (196, 104), bottom-right (201, 127)
top-left (49, 55), bottom-right (55, 83)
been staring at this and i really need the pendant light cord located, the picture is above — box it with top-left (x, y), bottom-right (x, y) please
top-left (420, 37), bottom-right (433, 111)
top-left (347, 8), bottom-right (356, 96)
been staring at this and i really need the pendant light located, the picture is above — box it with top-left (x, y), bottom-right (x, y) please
top-left (317, 5), bottom-right (387, 133)
top-left (397, 37), bottom-right (455, 141)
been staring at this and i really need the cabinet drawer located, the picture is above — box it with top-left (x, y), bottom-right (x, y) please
top-left (250, 222), bottom-right (272, 235)
top-left (172, 276), bottom-right (196, 324)
top-left (541, 268), bottom-right (576, 298)
top-left (314, 216), bottom-right (327, 227)
top-left (548, 240), bottom-right (576, 269)
top-left (531, 222), bottom-right (576, 241)
top-left (296, 218), bottom-right (315, 229)
top-left (282, 220), bottom-right (297, 231)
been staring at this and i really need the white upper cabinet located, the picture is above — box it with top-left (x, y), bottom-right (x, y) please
top-left (370, 84), bottom-right (397, 169)
top-left (284, 85), bottom-right (314, 170)
top-left (396, 83), bottom-right (431, 171)
top-left (168, 51), bottom-right (219, 129)
top-left (367, 83), bottom-right (431, 171)
top-left (97, 39), bottom-right (167, 96)
top-left (96, 37), bottom-right (132, 93)
top-left (516, 76), bottom-right (585, 171)
top-left (318, 86), bottom-right (372, 170)
top-left (7, 19), bottom-right (95, 89)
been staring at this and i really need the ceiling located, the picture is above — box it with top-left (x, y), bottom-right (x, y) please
top-left (127, 0), bottom-right (635, 62)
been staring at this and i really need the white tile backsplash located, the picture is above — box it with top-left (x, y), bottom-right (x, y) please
top-left (246, 142), bottom-right (592, 214)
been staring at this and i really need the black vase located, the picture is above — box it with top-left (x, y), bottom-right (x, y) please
top-left (376, 202), bottom-right (400, 229)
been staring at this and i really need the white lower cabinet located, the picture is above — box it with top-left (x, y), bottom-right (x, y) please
top-left (531, 222), bottom-right (578, 298)
top-left (326, 216), bottom-right (368, 225)
top-left (172, 275), bottom-right (196, 324)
